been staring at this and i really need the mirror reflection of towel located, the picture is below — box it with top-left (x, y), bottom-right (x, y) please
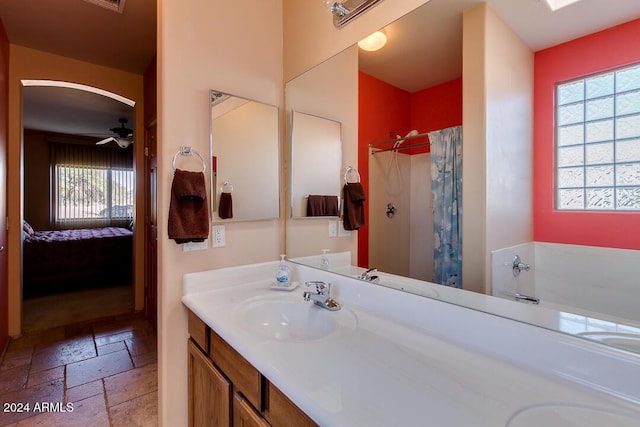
top-left (343, 183), bottom-right (366, 230)
top-left (168, 169), bottom-right (209, 243)
top-left (307, 195), bottom-right (339, 217)
top-left (219, 192), bottom-right (233, 219)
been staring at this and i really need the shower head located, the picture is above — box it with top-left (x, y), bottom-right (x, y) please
top-left (394, 129), bottom-right (419, 148)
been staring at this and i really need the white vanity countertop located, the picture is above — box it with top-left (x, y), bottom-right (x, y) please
top-left (182, 261), bottom-right (640, 426)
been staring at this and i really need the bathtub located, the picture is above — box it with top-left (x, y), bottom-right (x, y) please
top-left (492, 242), bottom-right (640, 326)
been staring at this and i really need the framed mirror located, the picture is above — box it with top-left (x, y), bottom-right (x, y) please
top-left (284, 0), bottom-right (640, 354)
top-left (290, 111), bottom-right (342, 218)
top-left (210, 90), bottom-right (280, 222)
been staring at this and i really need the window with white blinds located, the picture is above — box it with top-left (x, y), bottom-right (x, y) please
top-left (51, 141), bottom-right (134, 229)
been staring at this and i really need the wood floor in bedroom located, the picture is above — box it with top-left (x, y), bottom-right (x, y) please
top-left (23, 285), bottom-right (134, 332)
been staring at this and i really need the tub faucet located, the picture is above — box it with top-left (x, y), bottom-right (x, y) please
top-left (357, 268), bottom-right (380, 284)
top-left (303, 281), bottom-right (341, 311)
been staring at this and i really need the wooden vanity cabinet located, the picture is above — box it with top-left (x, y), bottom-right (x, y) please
top-left (188, 340), bottom-right (231, 427)
top-left (187, 310), bottom-right (318, 427)
top-left (233, 394), bottom-right (270, 427)
top-left (209, 329), bottom-right (263, 410)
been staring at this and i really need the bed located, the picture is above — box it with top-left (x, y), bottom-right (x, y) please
top-left (22, 222), bottom-right (133, 296)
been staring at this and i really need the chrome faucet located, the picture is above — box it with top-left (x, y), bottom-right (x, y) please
top-left (512, 255), bottom-right (531, 277)
top-left (357, 268), bottom-right (380, 284)
top-left (303, 281), bottom-right (341, 311)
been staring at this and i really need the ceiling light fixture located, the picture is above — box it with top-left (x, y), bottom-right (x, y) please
top-left (358, 31), bottom-right (387, 51)
top-left (543, 0), bottom-right (582, 11)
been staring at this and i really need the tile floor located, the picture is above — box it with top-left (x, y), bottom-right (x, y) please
top-left (0, 314), bottom-right (157, 426)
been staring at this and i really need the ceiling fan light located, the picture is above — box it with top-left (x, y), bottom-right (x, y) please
top-left (358, 31), bottom-right (387, 52)
top-left (116, 137), bottom-right (132, 148)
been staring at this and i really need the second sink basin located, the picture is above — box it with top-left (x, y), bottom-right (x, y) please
top-left (576, 332), bottom-right (640, 353)
top-left (237, 295), bottom-right (357, 342)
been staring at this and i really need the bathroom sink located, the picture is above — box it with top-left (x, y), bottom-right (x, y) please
top-left (576, 332), bottom-right (640, 353)
top-left (506, 404), bottom-right (640, 427)
top-left (237, 296), bottom-right (357, 341)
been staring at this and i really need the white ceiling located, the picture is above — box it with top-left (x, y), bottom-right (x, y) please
top-left (360, 0), bottom-right (640, 92)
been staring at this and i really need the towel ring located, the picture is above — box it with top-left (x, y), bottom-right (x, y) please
top-left (172, 146), bottom-right (206, 172)
top-left (344, 166), bottom-right (361, 184)
top-left (220, 181), bottom-right (234, 193)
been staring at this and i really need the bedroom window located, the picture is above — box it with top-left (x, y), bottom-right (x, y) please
top-left (555, 63), bottom-right (640, 210)
top-left (52, 141), bottom-right (134, 228)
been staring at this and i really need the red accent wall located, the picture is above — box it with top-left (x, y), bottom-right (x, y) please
top-left (534, 18), bottom-right (640, 250)
top-left (410, 77), bottom-right (463, 155)
top-left (358, 72), bottom-right (462, 267)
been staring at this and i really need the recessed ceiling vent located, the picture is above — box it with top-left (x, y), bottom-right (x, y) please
top-left (82, 0), bottom-right (126, 14)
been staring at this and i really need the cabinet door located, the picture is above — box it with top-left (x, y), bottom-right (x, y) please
top-left (265, 382), bottom-right (318, 427)
top-left (188, 340), bottom-right (231, 427)
top-left (233, 393), bottom-right (269, 427)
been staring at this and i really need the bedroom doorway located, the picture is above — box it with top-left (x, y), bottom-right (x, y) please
top-left (21, 82), bottom-right (138, 332)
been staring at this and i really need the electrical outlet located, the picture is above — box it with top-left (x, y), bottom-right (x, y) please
top-left (213, 225), bottom-right (226, 247)
top-left (328, 220), bottom-right (337, 237)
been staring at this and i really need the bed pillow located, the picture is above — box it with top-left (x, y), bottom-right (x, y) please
top-left (23, 220), bottom-right (35, 236)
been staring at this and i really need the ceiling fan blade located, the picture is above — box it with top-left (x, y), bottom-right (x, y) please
top-left (96, 137), bottom-right (115, 145)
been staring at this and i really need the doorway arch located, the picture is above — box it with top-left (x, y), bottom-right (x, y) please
top-left (6, 47), bottom-right (146, 336)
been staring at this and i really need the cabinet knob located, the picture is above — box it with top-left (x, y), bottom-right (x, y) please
top-left (0, 246), bottom-right (4, 252)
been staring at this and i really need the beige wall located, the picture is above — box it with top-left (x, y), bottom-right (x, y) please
top-left (462, 4), bottom-right (534, 294)
top-left (157, 0), bottom-right (283, 425)
top-left (285, 46), bottom-right (358, 260)
top-left (7, 45), bottom-right (145, 335)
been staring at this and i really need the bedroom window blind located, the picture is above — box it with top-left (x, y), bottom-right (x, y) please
top-left (51, 141), bottom-right (134, 229)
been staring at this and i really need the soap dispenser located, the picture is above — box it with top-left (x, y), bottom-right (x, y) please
top-left (321, 249), bottom-right (330, 270)
top-left (276, 254), bottom-right (291, 287)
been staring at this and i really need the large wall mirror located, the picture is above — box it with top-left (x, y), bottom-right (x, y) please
top-left (290, 111), bottom-right (342, 218)
top-left (285, 0), bottom-right (640, 354)
top-left (210, 90), bottom-right (280, 222)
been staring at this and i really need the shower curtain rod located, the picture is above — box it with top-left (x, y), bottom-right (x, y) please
top-left (369, 131), bottom-right (431, 155)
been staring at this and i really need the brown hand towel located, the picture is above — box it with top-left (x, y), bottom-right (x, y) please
top-left (168, 169), bottom-right (210, 243)
top-left (343, 183), bottom-right (366, 230)
top-left (218, 192), bottom-right (233, 219)
top-left (307, 195), bottom-right (339, 217)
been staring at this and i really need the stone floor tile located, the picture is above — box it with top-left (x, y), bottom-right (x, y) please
top-left (26, 366), bottom-right (64, 388)
top-left (64, 379), bottom-right (104, 404)
top-left (132, 351), bottom-right (157, 369)
top-left (0, 379), bottom-right (64, 425)
top-left (0, 364), bottom-right (29, 395)
top-left (16, 394), bottom-right (109, 427)
top-left (94, 331), bottom-right (135, 347)
top-left (66, 350), bottom-right (133, 388)
top-left (31, 335), bottom-right (96, 373)
top-left (97, 341), bottom-right (127, 356)
top-left (104, 363), bottom-right (157, 407)
top-left (0, 347), bottom-right (33, 372)
top-left (109, 390), bottom-right (158, 427)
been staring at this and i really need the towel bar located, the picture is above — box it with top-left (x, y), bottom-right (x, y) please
top-left (344, 166), bottom-right (361, 184)
top-left (172, 146), bottom-right (206, 172)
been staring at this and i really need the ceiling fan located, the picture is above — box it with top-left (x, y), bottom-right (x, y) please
top-left (96, 118), bottom-right (134, 148)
